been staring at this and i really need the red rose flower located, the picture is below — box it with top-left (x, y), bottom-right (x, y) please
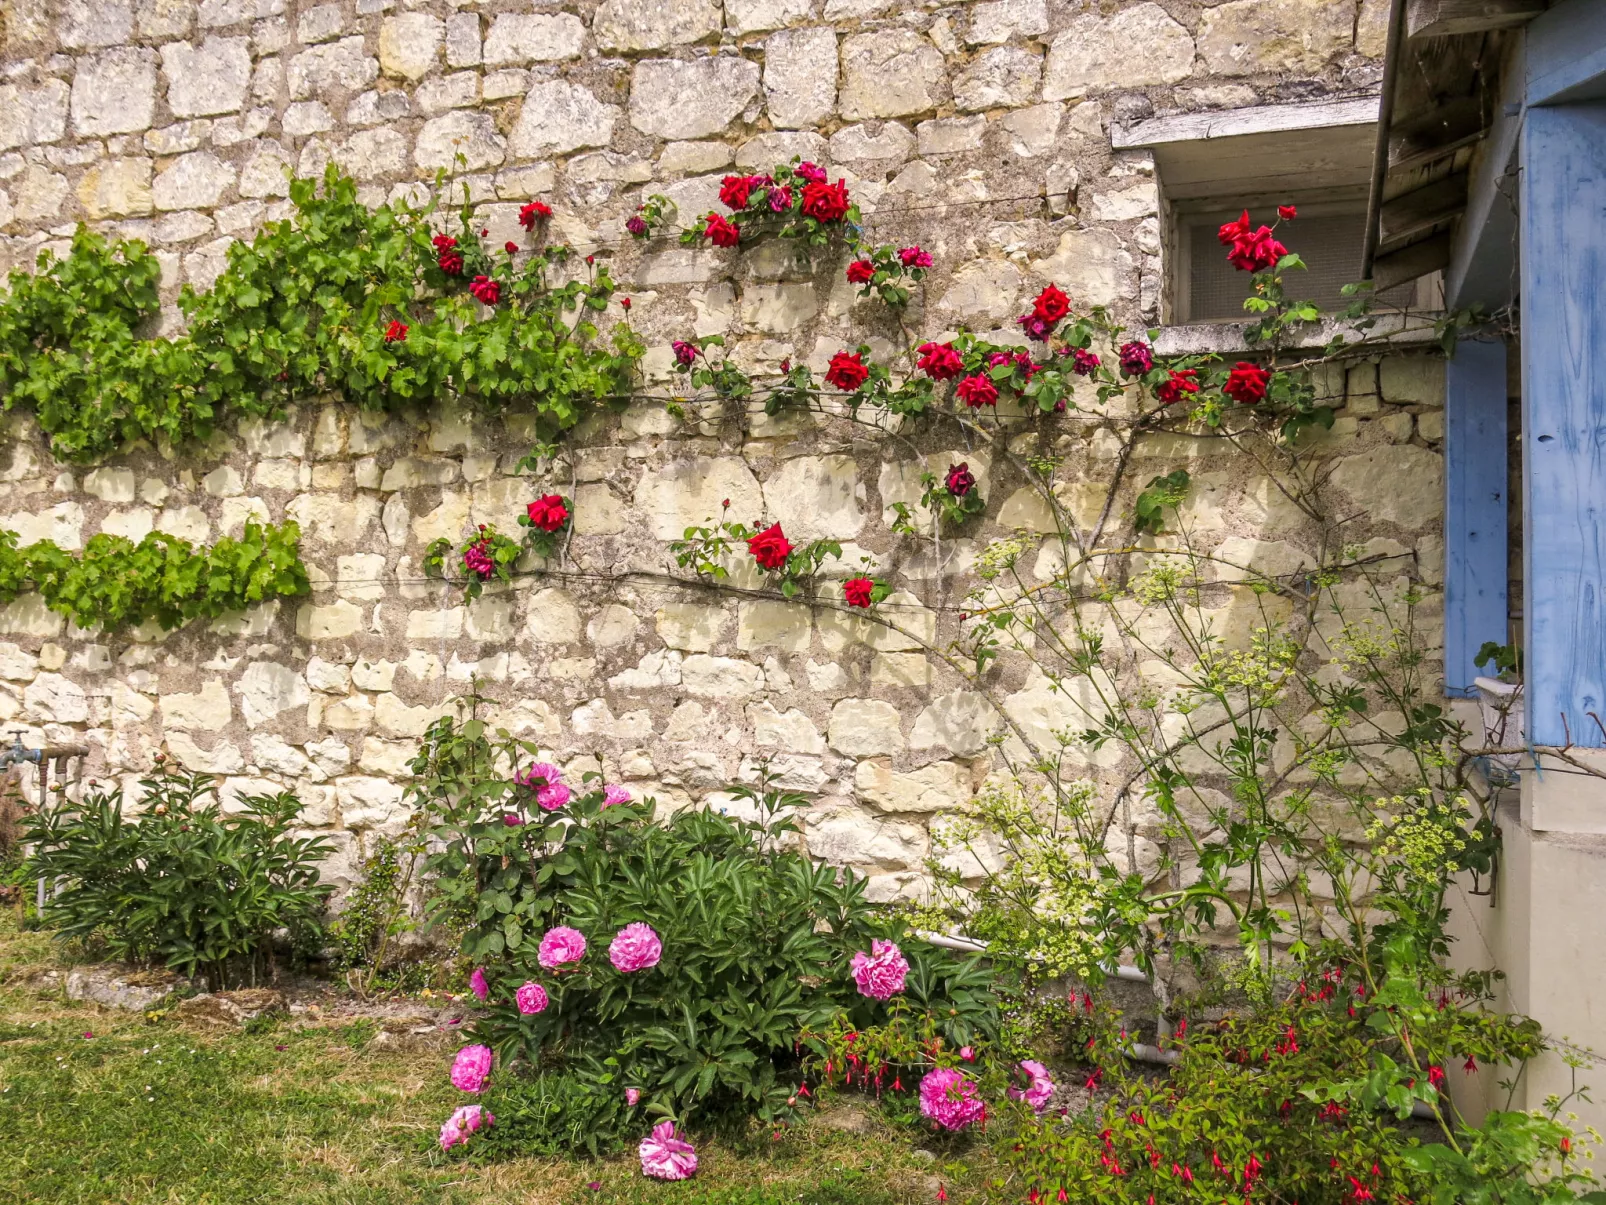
top-left (719, 174), bottom-right (758, 210)
top-left (620, 297), bottom-right (631, 310)
top-left (917, 341), bottom-right (964, 381)
top-left (801, 179), bottom-right (850, 223)
top-left (956, 374), bottom-right (999, 408)
top-left (519, 201), bottom-right (552, 230)
top-left (1032, 284), bottom-right (1070, 324)
top-left (825, 350), bottom-right (870, 392)
top-left (1071, 348), bottom-right (1100, 376)
top-left (1155, 368), bottom-right (1199, 405)
top-left (432, 234), bottom-right (458, 251)
top-left (795, 161), bottom-right (827, 184)
top-left (1118, 340), bottom-right (1153, 376)
top-left (1217, 210), bottom-right (1251, 247)
top-left (898, 246), bottom-right (933, 268)
top-left (672, 340), bottom-right (699, 367)
top-left (747, 523), bottom-right (792, 570)
top-left (469, 275), bottom-right (500, 306)
top-left (1277, 204), bottom-right (1297, 221)
top-left (945, 462), bottom-right (975, 496)
top-left (438, 251), bottom-right (464, 276)
top-left (383, 319), bottom-right (408, 344)
top-left (846, 260), bottom-right (876, 284)
top-left (526, 494), bottom-right (569, 532)
top-left (1223, 361), bottom-right (1270, 404)
top-left (703, 213), bottom-right (740, 247)
top-left (843, 577), bottom-right (874, 609)
top-left (1227, 225), bottom-right (1287, 273)
top-left (504, 241), bottom-right (519, 254)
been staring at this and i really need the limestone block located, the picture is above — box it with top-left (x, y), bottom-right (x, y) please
top-left (1327, 445), bottom-right (1443, 529)
top-left (911, 690), bottom-right (998, 756)
top-left (165, 733), bottom-right (245, 774)
top-left (806, 807), bottom-right (927, 868)
top-left (483, 14), bottom-right (586, 65)
top-left (0, 643), bottom-right (38, 682)
top-left (406, 606), bottom-right (464, 640)
top-left (84, 468), bottom-right (137, 504)
top-left (235, 660), bottom-right (309, 728)
top-left (415, 111), bottom-right (505, 172)
top-left (487, 698), bottom-right (561, 740)
top-left (655, 603), bottom-right (727, 651)
top-left (1043, 3), bottom-right (1194, 100)
top-left (305, 736), bottom-right (352, 776)
top-left (917, 116), bottom-right (986, 156)
top-left (748, 701), bottom-right (825, 754)
top-left (509, 81), bottom-right (618, 157)
top-left (353, 737), bottom-right (411, 778)
top-left (681, 654), bottom-right (765, 697)
top-left (953, 46), bottom-right (1041, 113)
top-left (336, 128), bottom-right (409, 180)
top-left (839, 31), bottom-right (946, 121)
top-left (307, 658), bottom-right (352, 693)
top-left (607, 650), bottom-right (683, 690)
top-left (153, 151), bottom-right (236, 212)
top-left (829, 122), bottom-right (915, 166)
top-left (379, 13), bottom-right (443, 80)
top-left (818, 589), bottom-right (932, 653)
top-left (737, 601), bottom-right (811, 652)
top-left (337, 775), bottom-right (409, 834)
top-left (160, 677), bottom-right (231, 730)
top-left (527, 588), bottom-right (582, 644)
top-left (323, 694), bottom-right (374, 732)
top-left (829, 697), bottom-right (905, 755)
top-left (239, 140), bottom-right (293, 197)
top-left (740, 282), bottom-right (819, 333)
top-left (0, 596), bottom-right (63, 639)
top-left (660, 141), bottom-right (735, 174)
top-left (333, 553), bottom-right (385, 603)
top-left (936, 259), bottom-right (1022, 326)
top-left (1356, 0), bottom-right (1390, 58)
top-left (375, 692), bottom-right (438, 738)
top-left (444, 12), bottom-right (481, 66)
top-left (1090, 179), bottom-right (1158, 222)
top-left (968, 0), bottom-right (1048, 45)
top-left (1002, 665), bottom-right (1120, 764)
top-left (727, 0), bottom-right (814, 33)
top-left (0, 80), bottom-right (70, 151)
top-left (1211, 535), bottom-right (1315, 583)
top-left (286, 492), bottom-right (379, 547)
top-left (630, 58), bottom-right (762, 140)
top-left (297, 3), bottom-right (343, 43)
top-left (287, 37), bottom-right (378, 101)
top-left (764, 27), bottom-right (837, 129)
top-left (587, 604), bottom-right (639, 647)
top-left (298, 600), bottom-right (362, 640)
top-left (760, 454), bottom-right (865, 540)
top-left (108, 682), bottom-right (155, 726)
top-left (283, 101), bottom-right (334, 136)
top-left (58, 0), bottom-right (135, 47)
top-left (854, 759), bottom-right (971, 813)
top-left (1030, 227), bottom-right (1136, 305)
top-left (996, 485), bottom-right (1056, 532)
top-left (1378, 356), bottom-right (1445, 406)
top-left (572, 483), bottom-right (627, 536)
top-left (4, 502), bottom-right (85, 550)
top-left (24, 673), bottom-right (89, 724)
top-left (595, 0), bottom-right (720, 51)
top-left (1197, 0), bottom-right (1356, 77)
top-left (162, 36), bottom-right (252, 118)
top-left (72, 47), bottom-right (159, 136)
top-left (634, 456), bottom-right (763, 540)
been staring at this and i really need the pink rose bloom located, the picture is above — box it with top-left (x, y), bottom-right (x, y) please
top-left (538, 925), bottom-right (587, 970)
top-left (515, 981), bottom-right (549, 1014)
top-left (536, 782), bottom-right (571, 811)
top-left (439, 1104), bottom-right (493, 1150)
top-left (639, 1120), bottom-right (698, 1180)
top-left (1007, 1059), bottom-right (1055, 1113)
top-left (609, 923), bottom-right (663, 973)
top-left (626, 1088), bottom-right (642, 1106)
top-left (919, 1067), bottom-right (985, 1131)
top-left (469, 967), bottom-right (488, 1001)
top-left (602, 784), bottom-right (632, 807)
top-left (850, 939), bottom-right (909, 1000)
top-left (503, 813), bottom-right (524, 826)
top-left (451, 1044), bottom-right (494, 1093)
top-left (517, 761), bottom-right (562, 788)
top-left (959, 1046), bottom-right (975, 1062)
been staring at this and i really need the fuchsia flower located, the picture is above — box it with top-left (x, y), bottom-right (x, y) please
top-left (610, 923), bottom-right (663, 973)
top-left (919, 1067), bottom-right (985, 1131)
top-left (850, 939), bottom-right (909, 1000)
top-left (1008, 1059), bottom-right (1056, 1113)
top-left (469, 967), bottom-right (488, 1001)
top-left (795, 161), bottom-right (827, 184)
top-left (626, 1087), bottom-right (642, 1106)
top-left (639, 1120), bottom-right (698, 1180)
top-left (602, 783), bottom-right (633, 807)
top-left (538, 926), bottom-right (587, 970)
top-left (439, 1104), bottom-right (493, 1150)
top-left (462, 541), bottom-right (494, 579)
top-left (626, 214), bottom-right (648, 236)
top-left (450, 1044), bottom-right (494, 1093)
top-left (515, 981), bottom-right (549, 1014)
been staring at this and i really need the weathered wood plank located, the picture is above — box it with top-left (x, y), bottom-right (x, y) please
top-left (1519, 102), bottom-right (1606, 747)
top-left (1527, 0), bottom-right (1606, 105)
top-left (1381, 171), bottom-right (1470, 243)
top-left (1111, 97), bottom-right (1378, 149)
top-left (1389, 96), bottom-right (1487, 171)
top-left (1444, 338), bottom-right (1509, 697)
top-left (1372, 233), bottom-right (1451, 290)
top-left (1408, 0), bottom-right (1545, 38)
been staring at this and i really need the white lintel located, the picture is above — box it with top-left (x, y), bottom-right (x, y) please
top-left (1112, 96), bottom-right (1382, 150)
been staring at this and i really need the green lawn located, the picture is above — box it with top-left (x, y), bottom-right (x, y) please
top-left (0, 920), bottom-right (978, 1205)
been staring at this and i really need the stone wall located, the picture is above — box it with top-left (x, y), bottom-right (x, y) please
top-left (0, 0), bottom-right (1437, 900)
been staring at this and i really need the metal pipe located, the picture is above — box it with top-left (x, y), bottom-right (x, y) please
top-left (1361, 0), bottom-right (1410, 279)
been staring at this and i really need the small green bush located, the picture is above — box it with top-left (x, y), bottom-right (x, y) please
top-left (25, 767), bottom-right (331, 987)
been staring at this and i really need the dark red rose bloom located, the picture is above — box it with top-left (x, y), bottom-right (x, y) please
top-left (843, 577), bottom-right (874, 608)
top-left (945, 462), bottom-right (975, 497)
top-left (438, 250), bottom-right (464, 275)
top-left (801, 179), bottom-right (850, 222)
top-left (846, 260), bottom-right (876, 284)
top-left (747, 523), bottom-right (792, 570)
top-left (671, 339), bottom-right (699, 368)
top-left (469, 275), bottom-right (500, 305)
top-left (383, 319), bottom-right (408, 344)
top-left (1014, 349), bottom-right (1041, 381)
top-left (703, 213), bottom-right (740, 247)
top-left (1223, 361), bottom-right (1270, 403)
top-left (1017, 312), bottom-right (1052, 341)
top-left (825, 350), bottom-right (870, 392)
top-left (526, 494), bottom-right (569, 532)
top-left (1277, 204), bottom-right (1297, 220)
top-left (1071, 348), bottom-right (1100, 376)
top-left (1217, 210), bottom-right (1251, 247)
top-left (504, 241), bottom-right (519, 254)
top-left (719, 174), bottom-right (758, 210)
top-left (795, 161), bottom-right (827, 184)
top-left (519, 201), bottom-right (552, 230)
top-left (1118, 340), bottom-right (1154, 376)
top-left (432, 233), bottom-right (458, 251)
top-left (1155, 368), bottom-right (1199, 405)
top-left (626, 214), bottom-right (648, 236)
top-left (1227, 226), bottom-right (1287, 273)
top-left (917, 341), bottom-right (964, 381)
top-left (768, 184), bottom-right (792, 211)
top-left (956, 374), bottom-right (999, 408)
top-left (1032, 284), bottom-right (1070, 324)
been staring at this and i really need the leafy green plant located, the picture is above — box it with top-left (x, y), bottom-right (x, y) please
top-left (25, 765), bottom-right (331, 987)
top-left (1133, 469), bottom-right (1190, 536)
top-left (0, 521), bottom-right (308, 632)
top-left (424, 523), bottom-right (526, 600)
top-left (328, 837), bottom-right (422, 995)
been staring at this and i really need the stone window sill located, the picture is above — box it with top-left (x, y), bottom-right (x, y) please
top-left (1153, 312), bottom-right (1446, 357)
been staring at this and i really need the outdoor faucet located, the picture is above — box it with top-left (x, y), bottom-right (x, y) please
top-left (0, 730), bottom-right (41, 770)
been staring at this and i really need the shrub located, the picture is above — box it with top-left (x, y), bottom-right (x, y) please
top-left (25, 766), bottom-right (331, 988)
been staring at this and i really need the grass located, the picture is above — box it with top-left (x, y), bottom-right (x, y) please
top-left (0, 917), bottom-right (982, 1205)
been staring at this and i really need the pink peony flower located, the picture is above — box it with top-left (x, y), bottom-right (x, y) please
top-left (439, 1104), bottom-right (493, 1150)
top-left (602, 783), bottom-right (633, 807)
top-left (536, 782), bottom-right (571, 811)
top-left (469, 967), bottom-right (488, 1001)
top-left (1007, 1059), bottom-right (1055, 1113)
top-left (517, 762), bottom-right (562, 788)
top-left (959, 1046), bottom-right (975, 1062)
top-left (538, 926), bottom-right (587, 970)
top-left (451, 1044), bottom-right (494, 1093)
top-left (515, 981), bottom-right (549, 1015)
top-left (503, 814), bottom-right (524, 826)
top-left (626, 1088), bottom-right (642, 1106)
top-left (610, 923), bottom-right (663, 973)
top-left (639, 1120), bottom-right (698, 1180)
top-left (850, 939), bottom-right (910, 1000)
top-left (919, 1067), bottom-right (985, 1131)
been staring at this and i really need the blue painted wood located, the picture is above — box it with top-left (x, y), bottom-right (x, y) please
top-left (1528, 0), bottom-right (1606, 107)
top-left (1444, 338), bottom-right (1509, 697)
top-left (1519, 102), bottom-right (1606, 747)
